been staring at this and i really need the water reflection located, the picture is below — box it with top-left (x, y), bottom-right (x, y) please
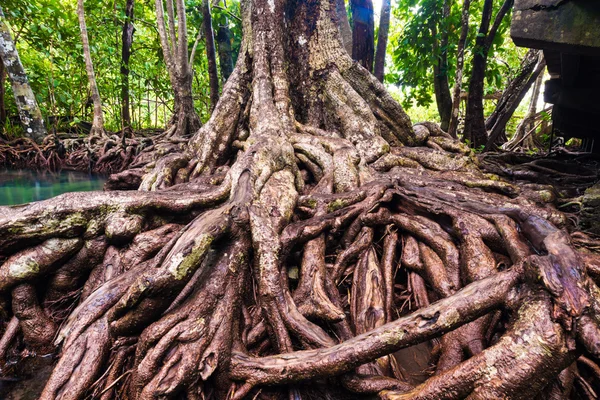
top-left (0, 169), bottom-right (106, 206)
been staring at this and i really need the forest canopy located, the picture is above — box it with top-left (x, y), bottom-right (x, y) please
top-left (1, 0), bottom-right (531, 144)
top-left (1, 0), bottom-right (242, 134)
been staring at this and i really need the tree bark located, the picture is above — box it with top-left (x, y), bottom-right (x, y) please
top-left (77, 0), bottom-right (105, 136)
top-left (215, 1), bottom-right (234, 82)
top-left (447, 0), bottom-right (471, 138)
top-left (351, 0), bottom-right (375, 72)
top-left (522, 68), bottom-right (544, 148)
top-left (155, 0), bottom-right (201, 137)
top-left (0, 6), bottom-right (47, 143)
top-left (432, 0), bottom-right (452, 132)
top-left (0, 54), bottom-right (6, 130)
top-left (203, 0), bottom-right (220, 112)
top-left (525, 69), bottom-right (543, 134)
top-left (373, 0), bottom-right (391, 82)
top-left (120, 0), bottom-right (135, 134)
top-left (483, 50), bottom-right (544, 151)
top-left (504, 64), bottom-right (545, 151)
top-left (336, 0), bottom-right (353, 56)
top-left (462, 0), bottom-right (513, 148)
top-left (484, 50), bottom-right (539, 131)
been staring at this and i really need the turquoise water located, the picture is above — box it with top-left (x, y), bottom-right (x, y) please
top-left (0, 169), bottom-right (106, 206)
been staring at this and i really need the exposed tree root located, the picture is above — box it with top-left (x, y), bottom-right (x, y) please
top-left (1, 0), bottom-right (599, 398)
top-left (0, 128), bottom-right (190, 175)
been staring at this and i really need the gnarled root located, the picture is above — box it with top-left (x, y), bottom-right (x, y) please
top-left (1, 0), bottom-right (600, 398)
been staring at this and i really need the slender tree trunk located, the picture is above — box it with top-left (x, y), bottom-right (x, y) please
top-left (77, 0), bottom-right (104, 136)
top-left (336, 0), bottom-right (353, 56)
top-left (485, 49), bottom-right (539, 131)
top-left (0, 55), bottom-right (6, 130)
top-left (121, 0), bottom-right (135, 134)
top-left (462, 0), bottom-right (493, 147)
top-left (0, 7), bottom-right (47, 143)
top-left (373, 0), bottom-right (391, 82)
top-left (432, 0), bottom-right (452, 132)
top-left (525, 69), bottom-right (544, 134)
top-left (351, 0), bottom-right (374, 72)
top-left (155, 0), bottom-right (201, 136)
top-left (484, 50), bottom-right (544, 150)
top-left (501, 56), bottom-right (546, 151)
top-left (215, 1), bottom-right (234, 83)
top-left (203, 0), bottom-right (220, 112)
top-left (448, 0), bottom-right (471, 138)
top-left (463, 0), bottom-right (513, 148)
top-left (216, 25), bottom-right (234, 81)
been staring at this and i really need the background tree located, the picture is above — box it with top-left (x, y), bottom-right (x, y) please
top-left (202, 0), bottom-right (220, 111)
top-left (374, 0), bottom-right (391, 82)
top-left (0, 6), bottom-right (47, 142)
top-left (120, 0), bottom-right (135, 134)
top-left (388, 0), bottom-right (521, 139)
top-left (503, 69), bottom-right (546, 152)
top-left (336, 0), bottom-right (353, 55)
top-left (1, 0), bottom-right (533, 149)
top-left (483, 49), bottom-right (544, 150)
top-left (77, 0), bottom-right (105, 136)
top-left (447, 0), bottom-right (471, 138)
top-left (0, 55), bottom-right (6, 130)
top-left (462, 0), bottom-right (513, 147)
top-left (215, 0), bottom-right (234, 82)
top-left (431, 0), bottom-right (452, 131)
top-left (0, 0), bottom-right (241, 138)
top-left (0, 58), bottom-right (6, 132)
top-left (351, 0), bottom-right (375, 72)
top-left (154, 0), bottom-right (201, 136)
top-left (388, 0), bottom-right (461, 113)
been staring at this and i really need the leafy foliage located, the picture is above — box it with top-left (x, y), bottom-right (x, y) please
top-left (1, 0), bottom-right (533, 140)
top-left (1, 0), bottom-right (240, 134)
top-left (387, 0), bottom-right (526, 111)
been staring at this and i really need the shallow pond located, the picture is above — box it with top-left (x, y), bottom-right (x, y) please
top-left (0, 169), bottom-right (106, 206)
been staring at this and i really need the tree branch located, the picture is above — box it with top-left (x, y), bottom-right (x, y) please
top-left (155, 0), bottom-right (175, 78)
top-left (175, 0), bottom-right (189, 75)
top-left (165, 0), bottom-right (178, 62)
top-left (484, 0), bottom-right (514, 52)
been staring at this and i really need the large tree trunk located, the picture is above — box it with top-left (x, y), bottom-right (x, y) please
top-left (373, 0), bottom-right (391, 82)
top-left (120, 0), bottom-right (135, 134)
top-left (77, 0), bottom-right (105, 137)
top-left (1, 0), bottom-right (599, 399)
top-left (203, 0), bottom-right (220, 112)
top-left (432, 0), bottom-right (452, 132)
top-left (155, 0), bottom-right (201, 137)
top-left (483, 50), bottom-right (544, 151)
top-left (215, 1), bottom-right (234, 82)
top-left (0, 6), bottom-right (47, 143)
top-left (462, 0), bottom-right (513, 148)
top-left (351, 0), bottom-right (374, 72)
top-left (447, 0), bottom-right (471, 138)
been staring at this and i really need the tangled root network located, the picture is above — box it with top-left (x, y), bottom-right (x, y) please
top-left (1, 0), bottom-right (600, 399)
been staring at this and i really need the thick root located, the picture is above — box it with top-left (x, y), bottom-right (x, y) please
top-left (1, 0), bottom-right (599, 398)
